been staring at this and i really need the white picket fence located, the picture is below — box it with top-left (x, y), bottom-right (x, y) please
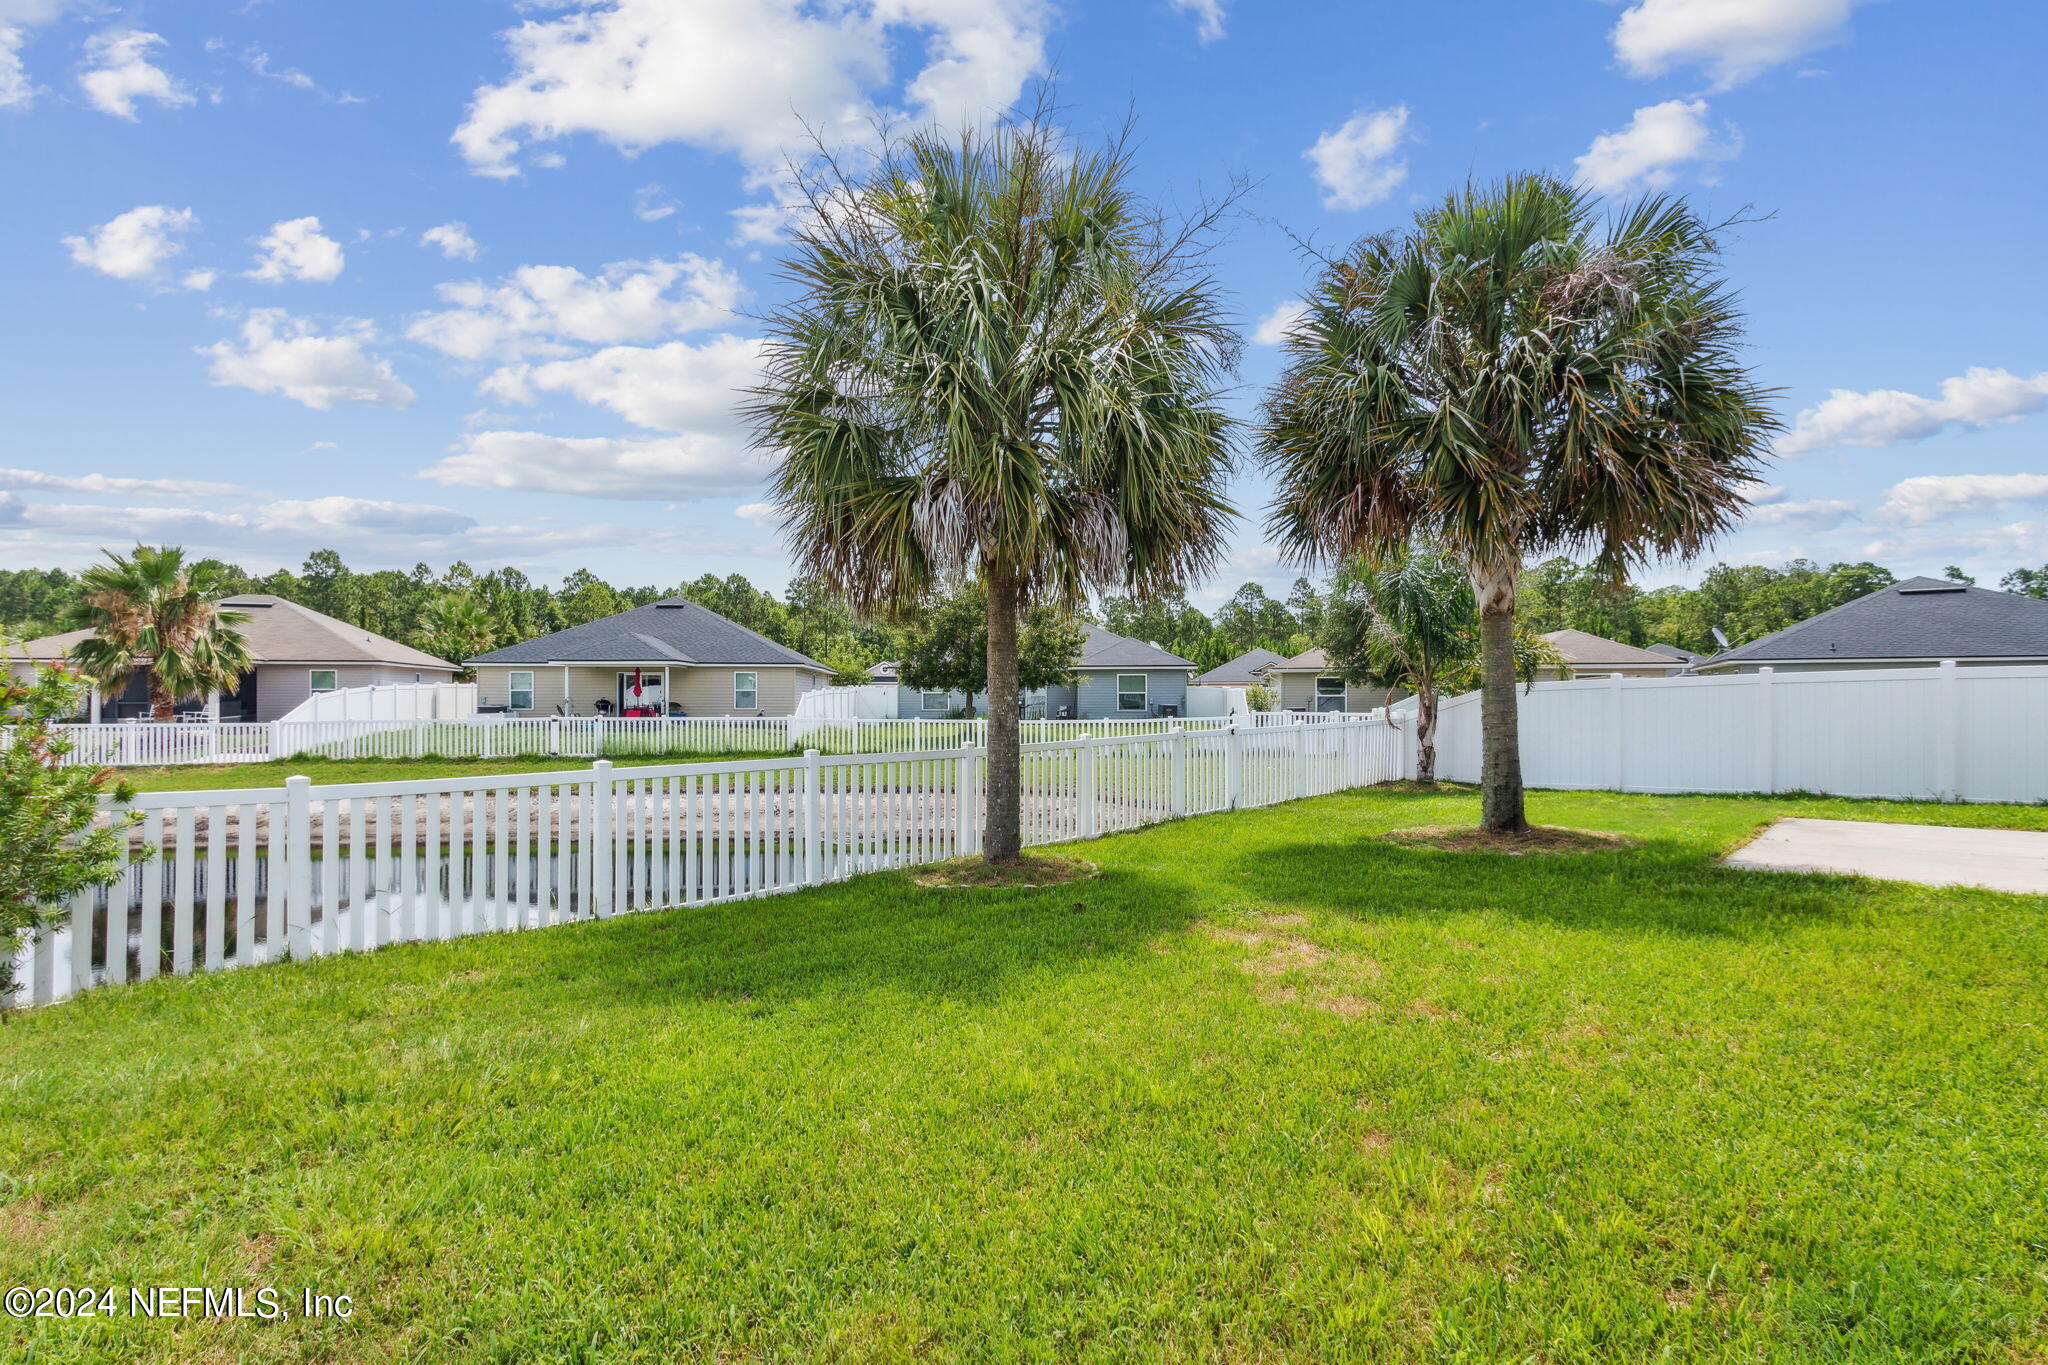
top-left (31, 712), bottom-right (1382, 768)
top-left (7, 718), bottom-right (1405, 1009)
top-left (1426, 662), bottom-right (2048, 804)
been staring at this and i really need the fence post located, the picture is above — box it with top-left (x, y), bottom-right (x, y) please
top-left (412, 718), bottom-right (423, 760)
top-left (1224, 723), bottom-right (1243, 809)
top-left (955, 741), bottom-right (979, 858)
top-left (591, 760), bottom-right (614, 916)
top-left (1936, 659), bottom-right (1962, 801)
top-left (1608, 673), bottom-right (1627, 792)
top-left (1755, 667), bottom-right (1777, 794)
top-left (1170, 725), bottom-right (1188, 816)
top-left (284, 775), bottom-right (313, 959)
top-left (1078, 733), bottom-right (1099, 838)
top-left (803, 748), bottom-right (824, 884)
top-left (1294, 720), bottom-right (1311, 800)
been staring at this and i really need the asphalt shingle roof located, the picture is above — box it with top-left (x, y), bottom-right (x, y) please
top-left (468, 598), bottom-right (829, 669)
top-left (1540, 629), bottom-right (1681, 668)
top-left (1193, 646), bottom-right (1287, 686)
top-left (1078, 626), bottom-right (1195, 671)
top-left (1647, 643), bottom-right (1702, 662)
top-left (12, 595), bottom-right (456, 671)
top-left (1701, 577), bottom-right (2048, 667)
top-left (1264, 646), bottom-right (1333, 672)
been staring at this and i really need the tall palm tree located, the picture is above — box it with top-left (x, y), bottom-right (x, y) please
top-left (419, 592), bottom-right (498, 674)
top-left (1263, 175), bottom-right (1775, 831)
top-left (67, 545), bottom-right (252, 721)
top-left (751, 118), bottom-right (1238, 863)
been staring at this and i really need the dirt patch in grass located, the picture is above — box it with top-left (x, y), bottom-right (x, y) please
top-left (910, 854), bottom-right (1099, 890)
top-left (1, 1198), bottom-right (58, 1248)
top-left (1369, 779), bottom-right (1477, 795)
top-left (1378, 824), bottom-right (1640, 855)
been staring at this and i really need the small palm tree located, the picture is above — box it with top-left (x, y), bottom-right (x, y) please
top-left (752, 118), bottom-right (1238, 863)
top-left (1263, 175), bottom-right (1775, 831)
top-left (419, 592), bottom-right (498, 673)
top-left (1322, 543), bottom-right (1474, 783)
top-left (67, 546), bottom-right (252, 721)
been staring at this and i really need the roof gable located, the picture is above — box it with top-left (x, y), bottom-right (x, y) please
top-left (1193, 646), bottom-right (1286, 686)
top-left (1705, 577), bottom-right (2048, 666)
top-left (1076, 626), bottom-right (1196, 671)
top-left (10, 594), bottom-right (456, 671)
top-left (468, 597), bottom-right (828, 670)
top-left (1540, 629), bottom-right (1680, 668)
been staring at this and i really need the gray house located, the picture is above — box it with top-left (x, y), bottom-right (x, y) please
top-left (468, 598), bottom-right (832, 717)
top-left (1257, 647), bottom-right (1383, 712)
top-left (882, 626), bottom-right (1197, 719)
top-left (1694, 577), bottom-right (2048, 674)
top-left (8, 595), bottom-right (459, 722)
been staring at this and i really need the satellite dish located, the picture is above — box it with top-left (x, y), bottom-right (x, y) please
top-left (1711, 627), bottom-right (1731, 649)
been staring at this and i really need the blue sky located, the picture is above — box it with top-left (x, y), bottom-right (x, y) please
top-left (2, 0), bottom-right (2044, 603)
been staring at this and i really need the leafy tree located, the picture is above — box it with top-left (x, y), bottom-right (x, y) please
top-left (1285, 577), bottom-right (1326, 641)
top-left (1321, 543), bottom-right (1476, 782)
top-left (1212, 583), bottom-right (1298, 656)
top-left (1264, 175), bottom-right (1775, 831)
top-left (67, 546), bottom-right (254, 720)
top-left (2001, 565), bottom-right (2048, 599)
top-left (754, 116), bottom-right (1237, 862)
top-left (1, 661), bottom-right (139, 1001)
top-left (1942, 565), bottom-right (1975, 585)
top-left (557, 569), bottom-right (627, 627)
top-left (896, 587), bottom-right (1087, 715)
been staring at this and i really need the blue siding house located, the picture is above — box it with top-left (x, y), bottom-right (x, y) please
top-left (875, 627), bottom-right (1197, 719)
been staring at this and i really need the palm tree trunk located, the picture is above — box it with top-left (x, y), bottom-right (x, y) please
top-left (1415, 681), bottom-right (1438, 784)
top-left (1471, 561), bottom-right (1526, 832)
top-left (148, 671), bottom-right (175, 723)
top-left (982, 570), bottom-right (1023, 863)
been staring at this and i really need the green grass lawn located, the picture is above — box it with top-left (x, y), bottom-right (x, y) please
top-left (4, 788), bottom-right (2046, 1363)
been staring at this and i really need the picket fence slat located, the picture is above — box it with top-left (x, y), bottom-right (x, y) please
top-left (9, 719), bottom-right (1396, 1009)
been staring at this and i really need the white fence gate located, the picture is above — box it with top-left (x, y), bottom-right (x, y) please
top-left (8, 718), bottom-right (1406, 1009)
top-left (1426, 662), bottom-right (2048, 804)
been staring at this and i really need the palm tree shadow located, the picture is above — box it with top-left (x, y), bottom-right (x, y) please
top-left (1228, 832), bottom-right (1864, 941)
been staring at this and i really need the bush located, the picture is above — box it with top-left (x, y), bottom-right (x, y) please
top-left (1, 660), bottom-right (137, 1003)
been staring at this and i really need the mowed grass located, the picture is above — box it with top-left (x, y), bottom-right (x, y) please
top-left (3, 788), bottom-right (2046, 1363)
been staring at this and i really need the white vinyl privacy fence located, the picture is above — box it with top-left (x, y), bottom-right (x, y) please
top-left (8, 718), bottom-right (1405, 1009)
top-left (1426, 662), bottom-right (2048, 804)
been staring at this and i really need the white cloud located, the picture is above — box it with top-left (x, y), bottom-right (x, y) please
top-left (1170, 0), bottom-right (1225, 43)
top-left (1611, 0), bottom-right (1864, 90)
top-left (1862, 521), bottom-right (2048, 571)
top-left (734, 501), bottom-right (780, 526)
top-left (247, 216), bottom-right (346, 283)
top-left (1574, 99), bottom-right (1737, 194)
top-left (420, 430), bottom-right (766, 501)
top-left (408, 255), bottom-right (742, 362)
top-left (1876, 474), bottom-right (2048, 528)
top-left (1740, 497), bottom-right (1856, 531)
top-left (182, 268), bottom-right (216, 291)
top-left (1305, 105), bottom-right (1411, 211)
top-left (62, 204), bottom-right (198, 282)
top-left (77, 29), bottom-right (191, 120)
top-left (1, 27), bottom-right (31, 108)
top-left (633, 183), bottom-right (677, 222)
top-left (1251, 301), bottom-right (1305, 348)
top-left (0, 467), bottom-right (243, 499)
top-left (452, 0), bottom-right (1050, 182)
top-left (420, 221), bottom-right (479, 261)
top-left (1778, 367), bottom-right (2048, 456)
top-left (202, 310), bottom-right (416, 411)
top-left (481, 335), bottom-right (763, 432)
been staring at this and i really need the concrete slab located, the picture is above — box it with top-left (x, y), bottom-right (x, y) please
top-left (1724, 817), bottom-right (2048, 895)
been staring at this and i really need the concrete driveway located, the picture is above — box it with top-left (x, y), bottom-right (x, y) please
top-left (1725, 817), bottom-right (2048, 895)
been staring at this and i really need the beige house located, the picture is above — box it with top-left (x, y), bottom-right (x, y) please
top-left (467, 597), bottom-right (832, 718)
top-left (7, 595), bottom-right (459, 722)
top-left (1257, 647), bottom-right (1389, 712)
top-left (1538, 629), bottom-right (1684, 679)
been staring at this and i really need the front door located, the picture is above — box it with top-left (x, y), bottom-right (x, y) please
top-left (616, 670), bottom-right (666, 716)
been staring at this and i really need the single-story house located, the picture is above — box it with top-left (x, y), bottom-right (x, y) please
top-left (467, 597), bottom-right (833, 717)
top-left (1646, 643), bottom-right (1704, 669)
top-left (1692, 576), bottom-right (2048, 674)
top-left (1257, 647), bottom-right (1388, 712)
top-left (7, 594), bottom-right (460, 722)
top-left (883, 626), bottom-right (1198, 719)
top-left (1192, 647), bottom-right (1286, 688)
top-left (1538, 629), bottom-right (1685, 679)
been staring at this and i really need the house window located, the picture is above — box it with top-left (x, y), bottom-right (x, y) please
top-left (921, 691), bottom-right (949, 712)
top-left (508, 671), bottom-right (535, 711)
top-left (733, 671), bottom-right (759, 711)
top-left (309, 669), bottom-right (338, 694)
top-left (1315, 676), bottom-right (1345, 711)
top-left (1117, 674), bottom-right (1147, 712)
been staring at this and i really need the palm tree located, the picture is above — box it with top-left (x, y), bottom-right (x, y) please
top-left (419, 592), bottom-right (498, 674)
top-left (67, 546), bottom-right (252, 721)
top-left (1263, 175), bottom-right (1775, 832)
top-left (751, 118), bottom-right (1238, 863)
